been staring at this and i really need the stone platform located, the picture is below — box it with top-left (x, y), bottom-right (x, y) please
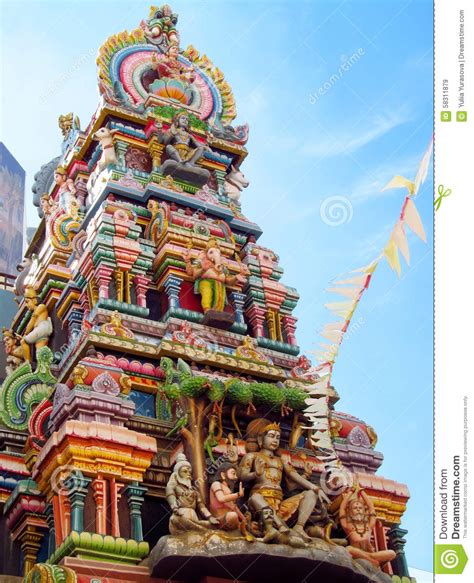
top-left (147, 533), bottom-right (394, 583)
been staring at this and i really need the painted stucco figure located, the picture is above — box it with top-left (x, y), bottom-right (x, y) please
top-left (54, 166), bottom-right (78, 214)
top-left (166, 453), bottom-right (220, 535)
top-left (339, 485), bottom-right (397, 567)
top-left (239, 420), bottom-right (329, 545)
top-left (2, 328), bottom-right (25, 375)
top-left (209, 462), bottom-right (245, 530)
top-left (184, 238), bottom-right (247, 312)
top-left (19, 286), bottom-right (53, 362)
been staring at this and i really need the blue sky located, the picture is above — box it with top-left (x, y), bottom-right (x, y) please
top-left (1, 0), bottom-right (433, 574)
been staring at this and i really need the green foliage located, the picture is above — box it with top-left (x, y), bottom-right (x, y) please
top-left (225, 379), bottom-right (253, 405)
top-left (180, 376), bottom-right (210, 398)
top-left (250, 382), bottom-right (286, 408)
top-left (152, 106), bottom-right (209, 132)
top-left (163, 383), bottom-right (181, 401)
top-left (208, 380), bottom-right (225, 402)
top-left (284, 386), bottom-right (308, 411)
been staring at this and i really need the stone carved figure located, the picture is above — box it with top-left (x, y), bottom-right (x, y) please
top-left (54, 166), bottom-right (78, 215)
top-left (166, 453), bottom-right (219, 535)
top-left (223, 165), bottom-right (249, 202)
top-left (209, 463), bottom-right (245, 531)
top-left (339, 486), bottom-right (396, 567)
top-left (184, 238), bottom-right (247, 313)
top-left (239, 420), bottom-right (330, 546)
top-left (161, 112), bottom-right (211, 187)
top-left (20, 286), bottom-right (53, 362)
top-left (2, 328), bottom-right (25, 375)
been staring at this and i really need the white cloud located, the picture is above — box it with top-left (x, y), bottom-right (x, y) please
top-left (300, 110), bottom-right (410, 158)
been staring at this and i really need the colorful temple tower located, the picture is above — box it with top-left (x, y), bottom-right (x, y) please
top-left (1, 6), bottom-right (413, 583)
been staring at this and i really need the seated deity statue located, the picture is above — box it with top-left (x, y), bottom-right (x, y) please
top-left (19, 286), bottom-right (53, 362)
top-left (184, 238), bottom-right (247, 313)
top-left (339, 486), bottom-right (396, 568)
top-left (164, 111), bottom-right (209, 167)
top-left (166, 453), bottom-right (220, 535)
top-left (239, 419), bottom-right (330, 546)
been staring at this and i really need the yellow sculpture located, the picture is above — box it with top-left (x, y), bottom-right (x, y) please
top-left (184, 238), bottom-right (247, 313)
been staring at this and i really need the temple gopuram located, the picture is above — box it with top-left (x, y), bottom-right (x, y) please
top-left (0, 6), bottom-right (414, 583)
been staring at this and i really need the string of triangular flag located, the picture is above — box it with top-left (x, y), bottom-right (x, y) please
top-left (304, 139), bottom-right (432, 463)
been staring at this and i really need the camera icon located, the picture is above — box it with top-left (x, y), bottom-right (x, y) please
top-left (456, 111), bottom-right (467, 122)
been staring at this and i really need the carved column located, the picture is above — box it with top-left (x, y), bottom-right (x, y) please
top-left (229, 292), bottom-right (246, 327)
top-left (92, 477), bottom-right (108, 535)
top-left (246, 305), bottom-right (266, 338)
top-left (110, 479), bottom-right (124, 538)
top-left (148, 136), bottom-right (165, 170)
top-left (67, 308), bottom-right (84, 343)
top-left (45, 502), bottom-right (56, 556)
top-left (95, 265), bottom-right (114, 300)
top-left (163, 275), bottom-right (183, 311)
top-left (214, 168), bottom-right (227, 195)
top-left (124, 482), bottom-right (147, 542)
top-left (66, 474), bottom-right (91, 532)
top-left (14, 525), bottom-right (45, 576)
top-left (115, 139), bottom-right (129, 167)
top-left (281, 314), bottom-right (298, 345)
top-left (388, 525), bottom-right (410, 577)
top-left (134, 274), bottom-right (150, 308)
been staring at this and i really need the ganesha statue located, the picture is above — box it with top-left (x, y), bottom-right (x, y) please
top-left (184, 238), bottom-right (248, 315)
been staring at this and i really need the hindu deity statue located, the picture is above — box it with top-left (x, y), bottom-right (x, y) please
top-left (184, 238), bottom-right (247, 313)
top-left (166, 453), bottom-right (220, 535)
top-left (164, 112), bottom-right (208, 167)
top-left (19, 286), bottom-right (53, 362)
top-left (2, 328), bottom-right (25, 375)
top-left (209, 462), bottom-right (245, 531)
top-left (54, 166), bottom-right (79, 215)
top-left (160, 111), bottom-right (211, 187)
top-left (239, 419), bottom-right (330, 546)
top-left (150, 41), bottom-right (196, 85)
top-left (339, 485), bottom-right (396, 567)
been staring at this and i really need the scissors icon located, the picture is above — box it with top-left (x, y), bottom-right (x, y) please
top-left (434, 185), bottom-right (452, 211)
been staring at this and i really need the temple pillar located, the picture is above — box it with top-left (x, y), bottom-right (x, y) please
top-left (45, 502), bottom-right (56, 556)
top-left (281, 314), bottom-right (298, 345)
top-left (124, 482), bottom-right (147, 541)
top-left (246, 305), bottom-right (266, 338)
top-left (115, 139), bottom-right (129, 166)
top-left (229, 292), bottom-right (246, 326)
top-left (214, 168), bottom-right (227, 195)
top-left (96, 265), bottom-right (114, 300)
top-left (92, 477), bottom-right (108, 535)
top-left (163, 275), bottom-right (183, 311)
top-left (110, 478), bottom-right (124, 537)
top-left (374, 521), bottom-right (393, 575)
top-left (134, 274), bottom-right (150, 308)
top-left (149, 136), bottom-right (165, 170)
top-left (66, 474), bottom-right (91, 532)
top-left (67, 307), bottom-right (84, 343)
top-left (388, 525), bottom-right (410, 577)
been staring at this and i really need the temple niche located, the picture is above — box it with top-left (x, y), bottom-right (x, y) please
top-left (0, 5), bottom-right (413, 583)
